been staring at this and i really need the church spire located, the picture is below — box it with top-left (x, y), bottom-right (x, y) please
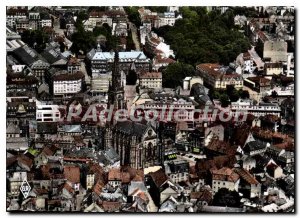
top-left (96, 43), bottom-right (102, 52)
top-left (108, 49), bottom-right (125, 111)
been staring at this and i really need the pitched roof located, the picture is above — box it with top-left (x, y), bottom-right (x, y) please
top-left (41, 144), bottom-right (59, 156)
top-left (37, 122), bottom-right (58, 134)
top-left (243, 141), bottom-right (266, 153)
top-left (63, 165), bottom-right (80, 183)
top-left (234, 168), bottom-right (259, 185)
top-left (53, 71), bottom-right (84, 81)
top-left (190, 189), bottom-right (213, 203)
top-left (67, 57), bottom-right (80, 66)
top-left (139, 72), bottom-right (162, 79)
top-left (211, 167), bottom-right (240, 183)
top-left (101, 201), bottom-right (122, 212)
top-left (108, 168), bottom-right (121, 181)
top-left (61, 182), bottom-right (75, 194)
top-left (17, 154), bottom-right (33, 169)
top-left (149, 168), bottom-right (168, 187)
top-left (206, 138), bottom-right (236, 155)
top-left (115, 120), bottom-right (148, 137)
top-left (89, 51), bottom-right (148, 61)
top-left (6, 123), bottom-right (20, 134)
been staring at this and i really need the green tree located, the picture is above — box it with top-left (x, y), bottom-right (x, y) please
top-left (271, 90), bottom-right (278, 98)
top-left (124, 7), bottom-right (141, 27)
top-left (162, 62), bottom-right (195, 88)
top-left (219, 93), bottom-right (230, 107)
top-left (212, 188), bottom-right (241, 207)
top-left (240, 90), bottom-right (250, 99)
top-left (70, 30), bottom-right (96, 54)
top-left (21, 30), bottom-right (50, 53)
top-left (154, 7), bottom-right (251, 66)
top-left (126, 30), bottom-right (135, 51)
top-left (147, 6), bottom-right (168, 13)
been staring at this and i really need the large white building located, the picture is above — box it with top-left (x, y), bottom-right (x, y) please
top-left (136, 97), bottom-right (195, 122)
top-left (158, 12), bottom-right (182, 27)
top-left (87, 47), bottom-right (150, 73)
top-left (53, 71), bottom-right (84, 97)
top-left (266, 83), bottom-right (294, 97)
top-left (36, 104), bottom-right (61, 122)
top-left (39, 18), bottom-right (52, 28)
top-left (231, 99), bottom-right (281, 117)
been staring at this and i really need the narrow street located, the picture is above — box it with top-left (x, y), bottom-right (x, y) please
top-left (50, 14), bottom-right (65, 36)
top-left (128, 22), bottom-right (141, 51)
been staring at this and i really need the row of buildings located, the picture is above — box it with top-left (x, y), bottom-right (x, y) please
top-left (6, 6), bottom-right (294, 213)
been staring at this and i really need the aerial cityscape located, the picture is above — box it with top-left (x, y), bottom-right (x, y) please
top-left (6, 6), bottom-right (294, 212)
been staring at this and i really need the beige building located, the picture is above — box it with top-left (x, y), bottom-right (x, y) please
top-left (91, 72), bottom-right (112, 95)
top-left (265, 63), bottom-right (284, 76)
top-left (263, 41), bottom-right (288, 62)
top-left (196, 63), bottom-right (243, 89)
top-left (211, 167), bottom-right (240, 195)
top-left (139, 72), bottom-right (162, 89)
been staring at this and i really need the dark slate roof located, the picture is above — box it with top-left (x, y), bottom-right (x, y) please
top-left (243, 141), bottom-right (266, 153)
top-left (105, 147), bottom-right (119, 162)
top-left (12, 46), bottom-right (38, 66)
top-left (37, 122), bottom-right (58, 134)
top-left (168, 160), bottom-right (189, 173)
top-left (253, 154), bottom-right (270, 170)
top-left (115, 120), bottom-right (147, 136)
top-left (7, 55), bottom-right (20, 66)
top-left (191, 83), bottom-right (206, 96)
top-left (41, 47), bottom-right (65, 65)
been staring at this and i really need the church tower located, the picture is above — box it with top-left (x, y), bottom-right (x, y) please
top-left (108, 50), bottom-right (125, 111)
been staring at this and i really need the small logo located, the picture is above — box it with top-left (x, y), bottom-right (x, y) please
top-left (20, 178), bottom-right (31, 198)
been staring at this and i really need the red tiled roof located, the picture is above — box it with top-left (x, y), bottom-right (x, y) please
top-left (196, 63), bottom-right (223, 79)
top-left (101, 201), bottom-right (122, 212)
top-left (149, 168), bottom-right (168, 187)
top-left (93, 180), bottom-right (104, 195)
top-left (108, 168), bottom-right (121, 181)
top-left (234, 168), bottom-right (259, 185)
top-left (41, 144), bottom-right (59, 156)
top-left (154, 57), bottom-right (175, 64)
top-left (212, 167), bottom-right (240, 183)
top-left (190, 189), bottom-right (213, 203)
top-left (17, 154), bottom-right (33, 169)
top-left (149, 37), bottom-right (161, 45)
top-left (139, 72), bottom-right (162, 79)
top-left (64, 165), bottom-right (80, 183)
top-left (207, 138), bottom-right (236, 155)
top-left (67, 57), bottom-right (80, 66)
